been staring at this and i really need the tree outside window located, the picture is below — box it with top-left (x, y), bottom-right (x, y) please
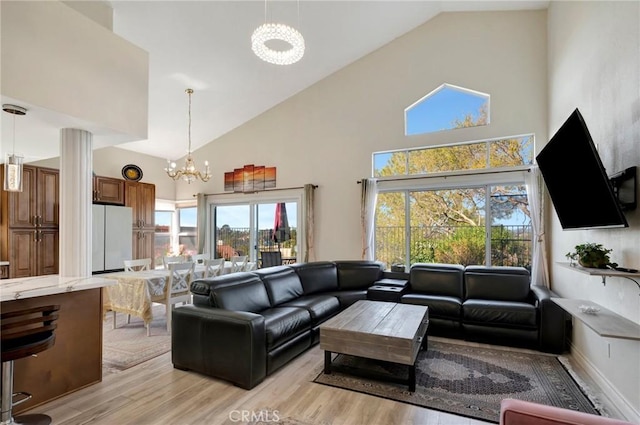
top-left (375, 101), bottom-right (532, 269)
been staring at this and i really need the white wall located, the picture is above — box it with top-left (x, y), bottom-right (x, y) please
top-left (547, 1), bottom-right (640, 420)
top-left (1, 1), bottom-right (148, 141)
top-left (62, 0), bottom-right (113, 30)
top-left (175, 10), bottom-right (548, 261)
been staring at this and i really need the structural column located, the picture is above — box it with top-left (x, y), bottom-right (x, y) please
top-left (59, 128), bottom-right (93, 277)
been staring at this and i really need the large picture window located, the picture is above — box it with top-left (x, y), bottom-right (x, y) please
top-left (373, 135), bottom-right (533, 269)
top-left (376, 183), bottom-right (531, 269)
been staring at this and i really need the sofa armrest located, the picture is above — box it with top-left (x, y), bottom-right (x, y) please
top-left (382, 271), bottom-right (410, 280)
top-left (530, 284), bottom-right (552, 304)
top-left (530, 285), bottom-right (568, 354)
top-left (500, 398), bottom-right (634, 425)
top-left (171, 305), bottom-right (267, 389)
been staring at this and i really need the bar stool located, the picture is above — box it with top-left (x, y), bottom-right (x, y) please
top-left (1, 305), bottom-right (60, 425)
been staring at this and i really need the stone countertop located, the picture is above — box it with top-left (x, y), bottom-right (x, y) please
top-left (0, 261), bottom-right (9, 266)
top-left (0, 275), bottom-right (117, 302)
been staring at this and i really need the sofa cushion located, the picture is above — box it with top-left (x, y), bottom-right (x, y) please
top-left (335, 261), bottom-right (385, 290)
top-left (464, 266), bottom-right (531, 302)
top-left (291, 262), bottom-right (339, 295)
top-left (401, 293), bottom-right (462, 318)
top-left (261, 307), bottom-right (312, 350)
top-left (280, 295), bottom-right (340, 325)
top-left (323, 290), bottom-right (368, 309)
top-left (463, 299), bottom-right (537, 328)
top-left (192, 272), bottom-right (271, 313)
top-left (254, 266), bottom-right (304, 306)
top-left (409, 263), bottom-right (464, 298)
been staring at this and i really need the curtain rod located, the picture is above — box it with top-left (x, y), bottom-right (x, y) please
top-left (196, 184), bottom-right (318, 197)
top-left (356, 167), bottom-right (531, 184)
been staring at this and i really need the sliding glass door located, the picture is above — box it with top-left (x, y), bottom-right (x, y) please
top-left (212, 200), bottom-right (298, 265)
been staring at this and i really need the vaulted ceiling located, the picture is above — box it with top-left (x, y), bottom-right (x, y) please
top-left (1, 1), bottom-right (548, 163)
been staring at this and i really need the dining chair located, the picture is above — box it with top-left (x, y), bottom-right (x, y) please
top-left (190, 253), bottom-right (210, 265)
top-left (162, 255), bottom-right (187, 270)
top-left (156, 261), bottom-right (195, 334)
top-left (124, 258), bottom-right (152, 272)
top-left (260, 251), bottom-right (282, 268)
top-left (230, 255), bottom-right (248, 273)
top-left (204, 258), bottom-right (225, 278)
top-left (114, 258), bottom-right (153, 327)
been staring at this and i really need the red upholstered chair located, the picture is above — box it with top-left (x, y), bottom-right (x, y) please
top-left (500, 398), bottom-right (635, 425)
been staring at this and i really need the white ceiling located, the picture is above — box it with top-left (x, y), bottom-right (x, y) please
top-left (1, 1), bottom-right (548, 163)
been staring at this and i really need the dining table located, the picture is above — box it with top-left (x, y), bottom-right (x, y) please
top-left (102, 261), bottom-right (256, 327)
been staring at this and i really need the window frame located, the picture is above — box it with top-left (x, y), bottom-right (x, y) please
top-left (373, 133), bottom-right (534, 178)
top-left (375, 169), bottom-right (531, 268)
top-left (208, 189), bottom-right (304, 264)
top-left (176, 205), bottom-right (198, 257)
top-left (153, 209), bottom-right (174, 268)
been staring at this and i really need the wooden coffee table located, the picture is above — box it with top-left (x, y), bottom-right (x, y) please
top-left (319, 300), bottom-right (429, 391)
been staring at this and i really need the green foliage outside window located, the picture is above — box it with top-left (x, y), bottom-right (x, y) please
top-left (375, 108), bottom-right (532, 269)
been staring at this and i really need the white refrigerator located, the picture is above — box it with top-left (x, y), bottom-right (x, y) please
top-left (92, 205), bottom-right (133, 273)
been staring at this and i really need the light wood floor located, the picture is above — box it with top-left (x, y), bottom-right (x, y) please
top-left (27, 338), bottom-right (620, 425)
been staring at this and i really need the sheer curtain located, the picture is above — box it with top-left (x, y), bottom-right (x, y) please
top-left (196, 193), bottom-right (207, 254)
top-left (525, 166), bottom-right (549, 288)
top-left (303, 184), bottom-right (316, 262)
top-left (360, 178), bottom-right (378, 261)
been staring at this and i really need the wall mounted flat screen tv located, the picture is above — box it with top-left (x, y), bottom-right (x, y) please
top-left (536, 108), bottom-right (628, 230)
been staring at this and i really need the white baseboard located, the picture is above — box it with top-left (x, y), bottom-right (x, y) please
top-left (569, 342), bottom-right (640, 423)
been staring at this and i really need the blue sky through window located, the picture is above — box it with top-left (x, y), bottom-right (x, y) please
top-left (215, 203), bottom-right (297, 229)
top-left (405, 84), bottom-right (489, 136)
top-left (155, 211), bottom-right (173, 227)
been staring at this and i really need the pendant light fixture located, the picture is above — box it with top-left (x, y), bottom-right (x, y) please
top-left (251, 0), bottom-right (305, 65)
top-left (164, 89), bottom-right (211, 184)
top-left (3, 104), bottom-right (26, 192)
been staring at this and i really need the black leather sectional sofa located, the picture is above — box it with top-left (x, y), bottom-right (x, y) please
top-left (171, 261), bottom-right (565, 389)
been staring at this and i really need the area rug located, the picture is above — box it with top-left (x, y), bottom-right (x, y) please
top-left (313, 340), bottom-right (600, 423)
top-left (102, 304), bottom-right (171, 372)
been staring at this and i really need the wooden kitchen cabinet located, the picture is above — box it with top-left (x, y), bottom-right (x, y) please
top-left (125, 181), bottom-right (155, 229)
top-left (4, 165), bottom-right (59, 228)
top-left (93, 176), bottom-right (125, 205)
top-left (132, 229), bottom-right (155, 260)
top-left (8, 228), bottom-right (59, 278)
top-left (125, 181), bottom-right (156, 260)
top-left (1, 165), bottom-right (59, 278)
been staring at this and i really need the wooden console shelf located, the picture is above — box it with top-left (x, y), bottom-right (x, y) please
top-left (557, 262), bottom-right (640, 291)
top-left (558, 261), bottom-right (640, 279)
top-left (551, 298), bottom-right (640, 341)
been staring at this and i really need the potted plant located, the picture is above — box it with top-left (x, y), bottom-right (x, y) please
top-left (566, 243), bottom-right (617, 269)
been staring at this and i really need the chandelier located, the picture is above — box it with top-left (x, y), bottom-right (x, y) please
top-left (3, 104), bottom-right (26, 192)
top-left (165, 88), bottom-right (211, 184)
top-left (251, 0), bottom-right (305, 65)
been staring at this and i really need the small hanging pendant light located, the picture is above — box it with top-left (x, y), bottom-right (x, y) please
top-left (3, 104), bottom-right (27, 192)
